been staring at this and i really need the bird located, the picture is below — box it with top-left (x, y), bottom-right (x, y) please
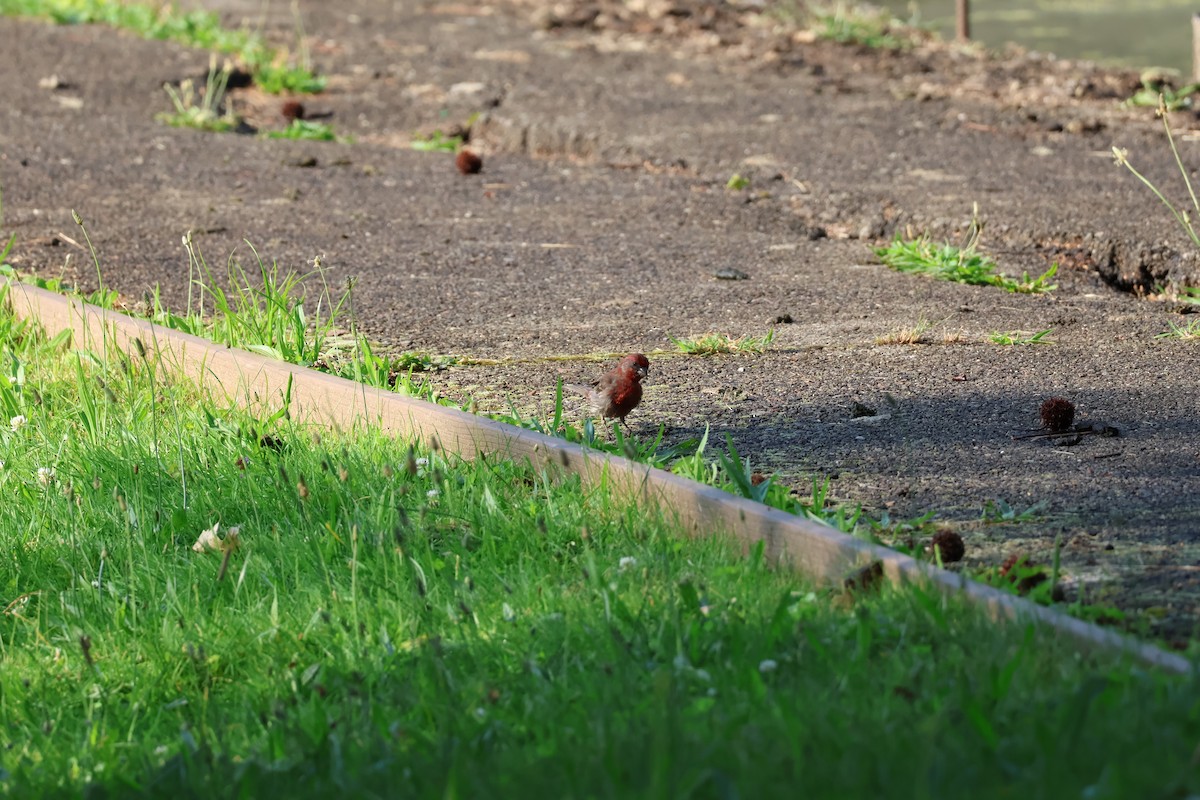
top-left (565, 353), bottom-right (650, 429)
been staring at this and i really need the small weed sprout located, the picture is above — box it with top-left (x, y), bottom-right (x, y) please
top-left (410, 130), bottom-right (463, 153)
top-left (1112, 98), bottom-right (1200, 340)
top-left (875, 208), bottom-right (1057, 294)
top-left (810, 2), bottom-right (908, 49)
top-left (157, 62), bottom-right (239, 132)
top-left (7, 0), bottom-right (324, 96)
top-left (1113, 95), bottom-right (1200, 250)
top-left (250, 60), bottom-right (326, 95)
top-left (982, 499), bottom-right (1047, 524)
top-left (671, 330), bottom-right (774, 355)
top-left (1177, 286), bottom-right (1200, 305)
top-left (875, 317), bottom-right (932, 345)
top-left (1155, 319), bottom-right (1200, 340)
top-left (988, 329), bottom-right (1054, 346)
top-left (263, 119), bottom-right (343, 142)
top-left (1126, 73), bottom-right (1200, 112)
top-left (941, 328), bottom-right (968, 344)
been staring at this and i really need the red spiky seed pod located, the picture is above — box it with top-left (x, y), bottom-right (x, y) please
top-left (929, 529), bottom-right (965, 563)
top-left (281, 100), bottom-right (306, 121)
top-left (1040, 396), bottom-right (1075, 432)
top-left (456, 149), bottom-right (483, 175)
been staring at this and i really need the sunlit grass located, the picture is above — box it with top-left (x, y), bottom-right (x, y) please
top-left (988, 328), bottom-right (1054, 345)
top-left (0, 0), bottom-right (324, 94)
top-left (1156, 317), bottom-right (1200, 340)
top-left (262, 119), bottom-right (344, 142)
top-left (671, 330), bottom-right (775, 355)
top-left (155, 65), bottom-right (239, 133)
top-left (0, 223), bottom-right (1198, 796)
top-left (0, 297), bottom-right (1197, 797)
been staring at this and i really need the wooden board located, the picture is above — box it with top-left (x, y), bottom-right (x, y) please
top-left (7, 280), bottom-right (1191, 674)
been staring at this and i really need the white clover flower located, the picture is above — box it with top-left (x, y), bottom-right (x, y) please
top-left (618, 556), bottom-right (638, 572)
top-left (36, 467), bottom-right (55, 485)
top-left (10, 415), bottom-right (26, 432)
top-left (426, 489), bottom-right (440, 499)
top-left (415, 458), bottom-right (429, 467)
top-left (758, 659), bottom-right (778, 674)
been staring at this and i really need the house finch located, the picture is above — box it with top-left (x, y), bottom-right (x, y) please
top-left (566, 353), bottom-right (650, 428)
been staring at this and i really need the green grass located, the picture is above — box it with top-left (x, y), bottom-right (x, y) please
top-left (1, 299), bottom-right (1199, 797)
top-left (2, 231), bottom-right (1200, 796)
top-left (988, 328), bottom-right (1054, 346)
top-left (982, 499), bottom-right (1047, 525)
top-left (1156, 317), bottom-right (1200, 339)
top-left (876, 233), bottom-right (1059, 294)
top-left (1114, 96), bottom-right (1200, 251)
top-left (809, 2), bottom-right (910, 49)
top-left (156, 70), bottom-right (344, 139)
top-left (0, 234), bottom-right (14, 273)
top-left (9, 219), bottom-right (850, 535)
top-left (150, 233), bottom-right (347, 366)
top-left (1126, 74), bottom-right (1200, 112)
top-left (262, 119), bottom-right (343, 142)
top-left (409, 130), bottom-right (464, 153)
top-left (671, 330), bottom-right (774, 355)
top-left (155, 67), bottom-right (239, 134)
top-left (725, 173), bottom-right (750, 191)
top-left (0, 0), bottom-right (324, 95)
top-left (1179, 286), bottom-right (1200, 305)
top-left (0, 222), bottom-right (1142, 632)
top-left (875, 317), bottom-right (933, 345)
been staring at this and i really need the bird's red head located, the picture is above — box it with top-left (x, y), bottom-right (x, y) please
top-left (621, 353), bottom-right (649, 380)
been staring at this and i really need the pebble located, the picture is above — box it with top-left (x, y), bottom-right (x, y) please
top-left (713, 267), bottom-right (749, 280)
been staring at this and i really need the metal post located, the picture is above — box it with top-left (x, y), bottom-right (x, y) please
top-left (1193, 13), bottom-right (1200, 82)
top-left (956, 0), bottom-right (971, 41)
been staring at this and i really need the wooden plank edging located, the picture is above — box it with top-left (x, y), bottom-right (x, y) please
top-left (8, 280), bottom-right (1192, 674)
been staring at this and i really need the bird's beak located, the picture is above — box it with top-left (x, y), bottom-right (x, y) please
top-left (635, 366), bottom-right (648, 379)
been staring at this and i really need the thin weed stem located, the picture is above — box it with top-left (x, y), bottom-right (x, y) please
top-left (1113, 96), bottom-right (1200, 250)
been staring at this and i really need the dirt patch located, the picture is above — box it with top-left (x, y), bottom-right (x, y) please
top-left (2, 0), bottom-right (1200, 643)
